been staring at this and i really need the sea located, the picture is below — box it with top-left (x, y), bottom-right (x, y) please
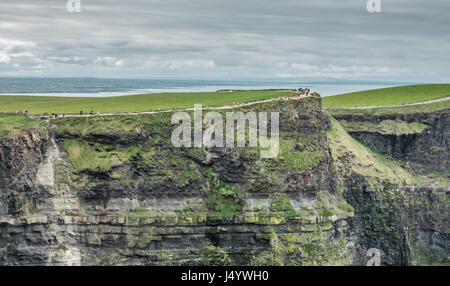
top-left (0, 78), bottom-right (406, 98)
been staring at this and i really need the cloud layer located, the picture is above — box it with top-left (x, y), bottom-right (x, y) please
top-left (0, 0), bottom-right (449, 81)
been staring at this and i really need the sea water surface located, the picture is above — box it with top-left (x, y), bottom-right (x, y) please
top-left (0, 78), bottom-right (405, 98)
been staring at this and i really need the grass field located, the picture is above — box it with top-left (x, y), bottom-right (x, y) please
top-left (327, 99), bottom-right (450, 116)
top-left (0, 90), bottom-right (294, 115)
top-left (0, 114), bottom-right (47, 136)
top-left (323, 84), bottom-right (450, 108)
top-left (2, 84), bottom-right (449, 115)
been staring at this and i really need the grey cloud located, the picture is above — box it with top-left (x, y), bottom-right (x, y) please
top-left (0, 0), bottom-right (449, 81)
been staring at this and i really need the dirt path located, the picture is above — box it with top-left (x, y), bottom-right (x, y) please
top-left (323, 95), bottom-right (450, 110)
top-left (45, 93), bottom-right (311, 119)
top-left (36, 93), bottom-right (448, 119)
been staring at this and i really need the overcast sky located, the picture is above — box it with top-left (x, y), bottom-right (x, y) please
top-left (0, 0), bottom-right (449, 82)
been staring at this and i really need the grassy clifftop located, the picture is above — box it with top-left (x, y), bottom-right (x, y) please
top-left (0, 90), bottom-right (294, 115)
top-left (327, 99), bottom-right (450, 116)
top-left (0, 114), bottom-right (47, 137)
top-left (323, 84), bottom-right (450, 108)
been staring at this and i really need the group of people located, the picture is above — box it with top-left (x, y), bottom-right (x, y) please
top-left (36, 110), bottom-right (98, 119)
top-left (297, 88), bottom-right (311, 95)
top-left (11, 110), bottom-right (102, 119)
top-left (51, 113), bottom-right (65, 118)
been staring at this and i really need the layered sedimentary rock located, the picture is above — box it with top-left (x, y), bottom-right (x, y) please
top-left (0, 97), bottom-right (448, 266)
top-left (345, 188), bottom-right (448, 266)
top-left (330, 107), bottom-right (449, 266)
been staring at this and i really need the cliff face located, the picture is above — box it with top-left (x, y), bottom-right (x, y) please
top-left (0, 98), bottom-right (448, 266)
top-left (0, 98), bottom-right (355, 266)
top-left (345, 189), bottom-right (449, 266)
top-left (331, 111), bottom-right (449, 175)
top-left (0, 130), bottom-right (49, 197)
top-left (329, 108), bottom-right (449, 266)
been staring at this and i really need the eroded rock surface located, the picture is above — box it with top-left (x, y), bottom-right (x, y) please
top-left (0, 98), bottom-right (448, 265)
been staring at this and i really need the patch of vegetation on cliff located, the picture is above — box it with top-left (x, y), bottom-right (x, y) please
top-left (269, 194), bottom-right (299, 217)
top-left (242, 134), bottom-right (324, 173)
top-left (206, 173), bottom-right (243, 218)
top-left (323, 84), bottom-right (450, 108)
top-left (53, 159), bottom-right (70, 184)
top-left (250, 191), bottom-right (351, 221)
top-left (327, 117), bottom-right (419, 189)
top-left (63, 139), bottom-right (139, 172)
top-left (339, 119), bottom-right (428, 135)
top-left (133, 143), bottom-right (201, 185)
top-left (299, 241), bottom-right (351, 266)
top-left (278, 137), bottom-right (324, 171)
top-left (249, 231), bottom-right (351, 266)
top-left (248, 232), bottom-right (286, 266)
top-left (198, 244), bottom-right (232, 266)
top-left (57, 114), bottom-right (203, 186)
top-left (0, 114), bottom-right (47, 137)
top-left (316, 190), bottom-right (354, 216)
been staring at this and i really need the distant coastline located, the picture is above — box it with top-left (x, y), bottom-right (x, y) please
top-left (0, 77), bottom-right (407, 97)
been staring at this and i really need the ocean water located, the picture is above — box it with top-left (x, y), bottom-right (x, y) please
top-left (0, 78), bottom-right (401, 98)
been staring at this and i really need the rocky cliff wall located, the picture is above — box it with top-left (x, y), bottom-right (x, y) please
top-left (0, 98), bottom-right (448, 266)
top-left (345, 188), bottom-right (448, 266)
top-left (0, 98), bottom-right (356, 266)
top-left (332, 110), bottom-right (449, 175)
top-left (327, 107), bottom-right (449, 266)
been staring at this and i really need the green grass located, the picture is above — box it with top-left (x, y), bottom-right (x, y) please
top-left (328, 99), bottom-right (450, 116)
top-left (0, 90), bottom-right (294, 115)
top-left (63, 139), bottom-right (139, 172)
top-left (198, 244), bottom-right (232, 266)
top-left (269, 194), bottom-right (299, 217)
top-left (206, 173), bottom-right (242, 218)
top-left (54, 160), bottom-right (70, 184)
top-left (323, 84), bottom-right (450, 108)
top-left (278, 137), bottom-right (324, 171)
top-left (0, 114), bottom-right (47, 136)
top-left (339, 120), bottom-right (429, 135)
top-left (55, 112), bottom-right (172, 136)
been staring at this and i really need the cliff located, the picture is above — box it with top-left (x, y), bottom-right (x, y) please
top-left (328, 107), bottom-right (449, 265)
top-left (330, 110), bottom-right (449, 177)
top-left (0, 97), bottom-right (448, 266)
